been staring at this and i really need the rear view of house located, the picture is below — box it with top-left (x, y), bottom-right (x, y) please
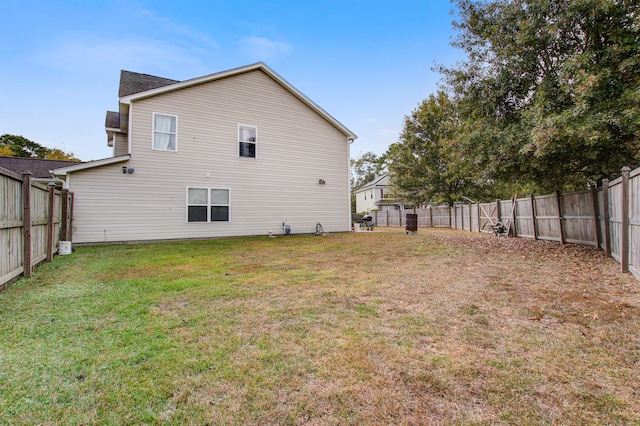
top-left (54, 63), bottom-right (357, 243)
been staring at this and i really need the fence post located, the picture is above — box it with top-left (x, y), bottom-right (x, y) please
top-left (429, 206), bottom-right (433, 227)
top-left (477, 203), bottom-right (481, 232)
top-left (68, 193), bottom-right (75, 242)
top-left (556, 191), bottom-right (565, 244)
top-left (468, 203), bottom-right (472, 232)
top-left (602, 178), bottom-right (611, 256)
top-left (22, 172), bottom-right (32, 278)
top-left (530, 194), bottom-right (538, 240)
top-left (46, 183), bottom-right (55, 262)
top-left (452, 205), bottom-right (456, 229)
top-left (495, 199), bottom-right (501, 225)
top-left (61, 188), bottom-right (69, 241)
top-left (510, 197), bottom-right (517, 237)
top-left (590, 184), bottom-right (602, 250)
top-left (621, 166), bottom-right (631, 273)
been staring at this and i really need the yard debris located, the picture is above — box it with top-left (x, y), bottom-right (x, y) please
top-left (583, 312), bottom-right (599, 320)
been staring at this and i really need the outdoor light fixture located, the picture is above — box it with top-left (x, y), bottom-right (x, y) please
top-left (122, 167), bottom-right (135, 174)
top-left (318, 179), bottom-right (326, 185)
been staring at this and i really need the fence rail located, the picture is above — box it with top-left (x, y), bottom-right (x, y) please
top-left (371, 166), bottom-right (639, 280)
top-left (1, 167), bottom-right (73, 290)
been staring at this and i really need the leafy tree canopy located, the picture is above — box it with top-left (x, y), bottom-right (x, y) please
top-left (387, 91), bottom-right (494, 206)
top-left (0, 134), bottom-right (79, 161)
top-left (350, 151), bottom-right (386, 192)
top-left (439, 0), bottom-right (640, 192)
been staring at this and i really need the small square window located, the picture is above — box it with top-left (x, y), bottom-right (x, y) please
top-left (211, 206), bottom-right (229, 221)
top-left (188, 206), bottom-right (208, 222)
top-left (238, 125), bottom-right (256, 158)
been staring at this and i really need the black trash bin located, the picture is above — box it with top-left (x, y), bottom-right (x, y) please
top-left (406, 213), bottom-right (418, 234)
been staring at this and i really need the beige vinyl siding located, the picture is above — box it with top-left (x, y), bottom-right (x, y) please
top-left (69, 69), bottom-right (350, 243)
top-left (114, 134), bottom-right (128, 157)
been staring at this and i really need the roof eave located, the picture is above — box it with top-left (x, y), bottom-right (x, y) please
top-left (52, 155), bottom-right (130, 176)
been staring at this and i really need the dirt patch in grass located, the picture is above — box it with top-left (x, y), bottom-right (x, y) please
top-left (1, 228), bottom-right (639, 425)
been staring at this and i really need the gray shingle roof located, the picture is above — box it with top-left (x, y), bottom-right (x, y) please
top-left (357, 174), bottom-right (389, 191)
top-left (105, 111), bottom-right (120, 129)
top-left (0, 157), bottom-right (81, 179)
top-left (118, 70), bottom-right (179, 97)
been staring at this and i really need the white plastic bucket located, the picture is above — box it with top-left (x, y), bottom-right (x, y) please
top-left (59, 241), bottom-right (72, 255)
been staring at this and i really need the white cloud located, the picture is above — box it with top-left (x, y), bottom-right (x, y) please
top-left (33, 36), bottom-right (208, 76)
top-left (31, 8), bottom-right (221, 77)
top-left (236, 36), bottom-right (292, 61)
top-left (135, 9), bottom-right (220, 51)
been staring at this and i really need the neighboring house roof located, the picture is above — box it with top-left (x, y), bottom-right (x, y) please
top-left (0, 157), bottom-right (80, 179)
top-left (53, 155), bottom-right (130, 176)
top-left (355, 174), bottom-right (389, 193)
top-left (118, 70), bottom-right (179, 97)
top-left (119, 62), bottom-right (357, 141)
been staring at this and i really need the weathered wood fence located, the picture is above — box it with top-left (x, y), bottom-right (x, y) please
top-left (372, 166), bottom-right (639, 279)
top-left (1, 167), bottom-right (73, 290)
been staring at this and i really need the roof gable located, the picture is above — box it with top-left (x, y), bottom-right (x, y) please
top-left (119, 62), bottom-right (357, 141)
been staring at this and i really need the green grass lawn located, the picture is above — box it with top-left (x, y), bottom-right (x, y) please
top-left (1, 229), bottom-right (639, 425)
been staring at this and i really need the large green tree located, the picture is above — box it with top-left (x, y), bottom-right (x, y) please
top-left (442, 0), bottom-right (640, 192)
top-left (387, 91), bottom-right (484, 206)
top-left (0, 134), bottom-right (79, 160)
top-left (350, 151), bottom-right (386, 192)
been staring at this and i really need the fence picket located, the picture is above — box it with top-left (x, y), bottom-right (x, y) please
top-left (369, 165), bottom-right (638, 279)
top-left (0, 169), bottom-right (73, 290)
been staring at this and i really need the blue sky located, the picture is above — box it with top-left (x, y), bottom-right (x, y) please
top-left (1, 1), bottom-right (464, 161)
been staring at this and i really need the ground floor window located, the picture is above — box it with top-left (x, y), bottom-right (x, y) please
top-left (187, 187), bottom-right (230, 222)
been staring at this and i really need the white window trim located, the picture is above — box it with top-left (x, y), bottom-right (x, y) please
top-left (186, 187), bottom-right (231, 223)
top-left (238, 124), bottom-right (257, 158)
top-left (152, 112), bottom-right (178, 152)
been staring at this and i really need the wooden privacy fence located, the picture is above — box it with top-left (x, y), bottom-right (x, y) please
top-left (371, 166), bottom-right (639, 279)
top-left (1, 167), bottom-right (73, 290)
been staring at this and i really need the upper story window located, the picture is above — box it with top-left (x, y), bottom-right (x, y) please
top-left (238, 125), bottom-right (256, 158)
top-left (153, 113), bottom-right (177, 151)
